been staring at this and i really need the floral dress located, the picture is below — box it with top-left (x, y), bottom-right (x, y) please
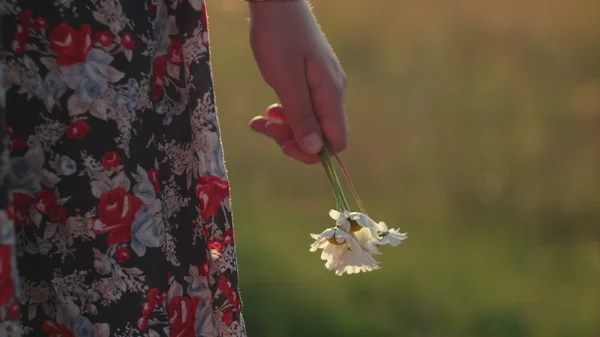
top-left (0, 0), bottom-right (247, 336)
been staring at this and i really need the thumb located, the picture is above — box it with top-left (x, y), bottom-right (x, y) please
top-left (272, 66), bottom-right (323, 155)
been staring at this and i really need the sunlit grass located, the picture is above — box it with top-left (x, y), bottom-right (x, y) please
top-left (207, 1), bottom-right (600, 336)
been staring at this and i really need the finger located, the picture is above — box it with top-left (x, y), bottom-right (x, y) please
top-left (251, 112), bottom-right (323, 164)
top-left (265, 103), bottom-right (288, 122)
top-left (317, 95), bottom-right (347, 153)
top-left (272, 64), bottom-right (324, 155)
top-left (306, 54), bottom-right (347, 152)
top-left (249, 116), bottom-right (269, 133)
top-left (249, 103), bottom-right (289, 133)
top-left (265, 123), bottom-right (323, 164)
top-left (281, 140), bottom-right (321, 165)
top-left (307, 62), bottom-right (347, 153)
top-left (265, 121), bottom-right (294, 147)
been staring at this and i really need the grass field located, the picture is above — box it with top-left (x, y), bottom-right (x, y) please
top-left (205, 1), bottom-right (600, 336)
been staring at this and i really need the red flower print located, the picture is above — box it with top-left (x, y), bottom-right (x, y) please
top-left (101, 151), bottom-right (121, 169)
top-left (221, 307), bottom-right (234, 327)
top-left (11, 39), bottom-right (25, 54)
top-left (8, 138), bottom-right (28, 151)
top-left (168, 39), bottom-right (183, 65)
top-left (6, 300), bottom-right (19, 320)
top-left (34, 189), bottom-right (56, 214)
top-left (195, 175), bottom-right (229, 220)
top-left (94, 188), bottom-right (142, 245)
top-left (5, 126), bottom-right (14, 136)
top-left (33, 17), bottom-right (49, 31)
top-left (49, 23), bottom-right (93, 66)
top-left (19, 10), bottom-right (34, 26)
top-left (95, 30), bottom-right (113, 47)
top-left (15, 24), bottom-right (28, 39)
top-left (151, 55), bottom-right (167, 101)
top-left (167, 296), bottom-right (200, 337)
top-left (147, 168), bottom-right (159, 192)
top-left (218, 274), bottom-right (236, 304)
top-left (6, 204), bottom-right (15, 222)
top-left (199, 262), bottom-right (209, 277)
top-left (42, 321), bottom-right (75, 337)
top-left (0, 245), bottom-right (15, 306)
top-left (146, 287), bottom-right (160, 303)
top-left (12, 193), bottom-right (33, 226)
top-left (50, 206), bottom-right (67, 225)
top-left (141, 300), bottom-right (153, 316)
top-left (207, 240), bottom-right (222, 253)
top-left (115, 246), bottom-right (131, 263)
top-left (147, 3), bottom-right (155, 11)
top-left (223, 228), bottom-right (234, 245)
top-left (137, 315), bottom-right (149, 331)
top-left (66, 120), bottom-right (90, 139)
top-left (121, 32), bottom-right (135, 49)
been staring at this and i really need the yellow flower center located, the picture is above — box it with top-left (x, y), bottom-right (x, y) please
top-left (349, 219), bottom-right (363, 233)
top-left (327, 237), bottom-right (346, 246)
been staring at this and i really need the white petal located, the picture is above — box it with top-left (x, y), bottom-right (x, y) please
top-left (375, 221), bottom-right (389, 232)
top-left (351, 228), bottom-right (381, 255)
top-left (309, 239), bottom-right (326, 252)
top-left (313, 229), bottom-right (381, 276)
top-left (322, 243), bottom-right (346, 262)
top-left (322, 228), bottom-right (336, 239)
top-left (378, 229), bottom-right (407, 246)
top-left (311, 228), bottom-right (336, 241)
top-left (329, 209), bottom-right (341, 220)
top-left (321, 244), bottom-right (335, 260)
top-left (334, 233), bottom-right (347, 244)
top-left (350, 212), bottom-right (375, 228)
top-left (310, 228), bottom-right (345, 253)
top-left (334, 229), bottom-right (351, 241)
top-left (389, 228), bottom-right (407, 235)
top-left (336, 217), bottom-right (351, 231)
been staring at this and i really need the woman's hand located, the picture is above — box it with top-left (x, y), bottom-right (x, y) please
top-left (247, 0), bottom-right (347, 164)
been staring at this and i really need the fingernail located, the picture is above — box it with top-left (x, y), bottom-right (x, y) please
top-left (302, 132), bottom-right (323, 154)
top-left (264, 123), bottom-right (274, 138)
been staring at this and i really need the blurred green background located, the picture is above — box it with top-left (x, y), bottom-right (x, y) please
top-left (207, 1), bottom-right (600, 336)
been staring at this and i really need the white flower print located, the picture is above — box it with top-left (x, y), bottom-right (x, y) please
top-left (2, 1), bottom-right (246, 336)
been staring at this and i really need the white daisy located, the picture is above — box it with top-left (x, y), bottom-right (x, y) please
top-left (309, 227), bottom-right (380, 276)
top-left (374, 221), bottom-right (407, 247)
top-left (329, 209), bottom-right (380, 255)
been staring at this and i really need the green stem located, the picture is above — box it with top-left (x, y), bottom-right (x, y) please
top-left (328, 157), bottom-right (351, 211)
top-left (319, 149), bottom-right (342, 210)
top-left (333, 152), bottom-right (368, 215)
top-left (319, 148), bottom-right (351, 211)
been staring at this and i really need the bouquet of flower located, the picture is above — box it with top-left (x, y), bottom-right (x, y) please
top-left (310, 147), bottom-right (407, 276)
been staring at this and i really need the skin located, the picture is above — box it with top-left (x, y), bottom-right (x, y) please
top-left (247, 0), bottom-right (348, 164)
